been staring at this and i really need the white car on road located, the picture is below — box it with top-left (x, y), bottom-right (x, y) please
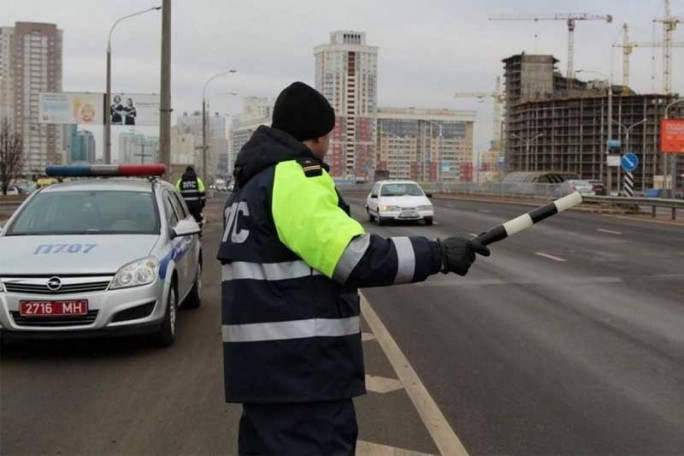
top-left (365, 180), bottom-right (434, 225)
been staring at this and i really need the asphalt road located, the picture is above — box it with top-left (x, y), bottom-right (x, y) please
top-left (1, 194), bottom-right (683, 455)
top-left (351, 194), bottom-right (684, 455)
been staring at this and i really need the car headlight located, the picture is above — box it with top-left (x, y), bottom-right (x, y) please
top-left (110, 257), bottom-right (159, 290)
top-left (417, 205), bottom-right (433, 211)
top-left (380, 205), bottom-right (401, 211)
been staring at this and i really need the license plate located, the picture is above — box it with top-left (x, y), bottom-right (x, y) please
top-left (20, 300), bottom-right (88, 316)
top-left (399, 211), bottom-right (419, 218)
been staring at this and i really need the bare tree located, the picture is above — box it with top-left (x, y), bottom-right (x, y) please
top-left (0, 117), bottom-right (23, 195)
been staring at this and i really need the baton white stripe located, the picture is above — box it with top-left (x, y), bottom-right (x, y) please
top-left (502, 213), bottom-right (533, 237)
top-left (554, 192), bottom-right (583, 213)
top-left (391, 237), bottom-right (416, 284)
top-left (221, 261), bottom-right (321, 281)
top-left (222, 316), bottom-right (360, 342)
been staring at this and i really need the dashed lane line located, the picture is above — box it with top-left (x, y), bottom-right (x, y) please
top-left (360, 293), bottom-right (469, 456)
top-left (597, 228), bottom-right (623, 235)
top-left (357, 440), bottom-right (436, 455)
top-left (365, 375), bottom-right (404, 394)
top-left (535, 252), bottom-right (567, 262)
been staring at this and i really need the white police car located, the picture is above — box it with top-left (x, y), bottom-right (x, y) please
top-left (0, 164), bottom-right (202, 347)
top-left (365, 180), bottom-right (434, 225)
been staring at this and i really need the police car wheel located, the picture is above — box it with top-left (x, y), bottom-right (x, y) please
top-left (151, 284), bottom-right (177, 347)
top-left (184, 262), bottom-right (202, 309)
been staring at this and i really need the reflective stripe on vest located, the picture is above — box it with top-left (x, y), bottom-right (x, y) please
top-left (222, 260), bottom-right (323, 281)
top-left (391, 237), bottom-right (416, 283)
top-left (222, 316), bottom-right (360, 342)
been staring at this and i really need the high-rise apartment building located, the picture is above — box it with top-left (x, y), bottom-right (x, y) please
top-left (119, 131), bottom-right (159, 164)
top-left (314, 31), bottom-right (378, 181)
top-left (0, 27), bottom-right (14, 120)
top-left (1, 22), bottom-right (63, 174)
top-left (70, 130), bottom-right (96, 163)
top-left (176, 111), bottom-right (229, 180)
top-left (377, 108), bottom-right (475, 182)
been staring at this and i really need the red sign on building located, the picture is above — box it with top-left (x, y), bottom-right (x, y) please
top-left (660, 119), bottom-right (684, 154)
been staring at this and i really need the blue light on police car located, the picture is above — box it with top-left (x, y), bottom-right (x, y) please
top-left (45, 164), bottom-right (166, 177)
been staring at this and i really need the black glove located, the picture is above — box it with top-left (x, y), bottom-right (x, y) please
top-left (436, 237), bottom-right (490, 276)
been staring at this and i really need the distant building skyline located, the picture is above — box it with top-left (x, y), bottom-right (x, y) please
top-left (1, 22), bottom-right (63, 174)
top-left (70, 129), bottom-right (96, 163)
top-left (119, 131), bottom-right (158, 164)
top-left (315, 31), bottom-right (378, 181)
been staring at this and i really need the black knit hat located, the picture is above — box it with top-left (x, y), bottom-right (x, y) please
top-left (271, 82), bottom-right (335, 141)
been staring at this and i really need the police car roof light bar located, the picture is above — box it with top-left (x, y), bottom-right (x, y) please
top-left (46, 164), bottom-right (166, 177)
top-left (475, 192), bottom-right (583, 246)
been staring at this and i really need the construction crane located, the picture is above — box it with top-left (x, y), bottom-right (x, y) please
top-left (453, 76), bottom-right (504, 151)
top-left (489, 13), bottom-right (613, 78)
top-left (654, 0), bottom-right (683, 95)
top-left (613, 23), bottom-right (684, 95)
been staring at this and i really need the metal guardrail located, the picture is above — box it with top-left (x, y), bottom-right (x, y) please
top-left (582, 195), bottom-right (683, 220)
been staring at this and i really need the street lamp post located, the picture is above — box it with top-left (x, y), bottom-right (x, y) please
top-left (664, 98), bottom-right (684, 197)
top-left (575, 68), bottom-right (613, 192)
top-left (202, 70), bottom-right (237, 183)
top-left (424, 120), bottom-right (443, 182)
top-left (105, 6), bottom-right (161, 164)
top-left (613, 117), bottom-right (647, 195)
top-left (511, 132), bottom-right (543, 171)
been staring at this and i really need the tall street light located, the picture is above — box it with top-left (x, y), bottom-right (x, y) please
top-left (613, 117), bottom-right (647, 195)
top-left (105, 6), bottom-right (162, 164)
top-left (202, 69), bottom-right (237, 183)
top-left (511, 132), bottom-right (543, 171)
top-left (664, 98), bottom-right (684, 197)
top-left (423, 120), bottom-right (444, 182)
top-left (575, 68), bottom-right (613, 190)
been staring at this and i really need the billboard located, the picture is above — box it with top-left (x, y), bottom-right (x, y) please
top-left (660, 119), bottom-right (684, 154)
top-left (40, 92), bottom-right (159, 127)
top-left (109, 93), bottom-right (159, 127)
top-left (39, 92), bottom-right (104, 125)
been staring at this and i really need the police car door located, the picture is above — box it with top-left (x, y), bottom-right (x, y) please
top-left (162, 191), bottom-right (192, 298)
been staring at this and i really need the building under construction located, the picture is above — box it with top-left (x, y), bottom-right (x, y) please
top-left (503, 53), bottom-right (683, 193)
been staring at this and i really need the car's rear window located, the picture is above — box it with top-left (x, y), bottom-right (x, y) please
top-left (6, 190), bottom-right (160, 236)
top-left (380, 183), bottom-right (424, 196)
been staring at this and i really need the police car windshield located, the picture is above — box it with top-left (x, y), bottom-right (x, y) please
top-left (6, 190), bottom-right (160, 236)
top-left (380, 183), bottom-right (424, 197)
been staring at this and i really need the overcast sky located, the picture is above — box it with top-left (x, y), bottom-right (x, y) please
top-left (3, 0), bottom-right (683, 159)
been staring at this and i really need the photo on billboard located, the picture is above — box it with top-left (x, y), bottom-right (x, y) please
top-left (110, 93), bottom-right (159, 127)
top-left (660, 119), bottom-right (684, 154)
top-left (39, 92), bottom-right (104, 125)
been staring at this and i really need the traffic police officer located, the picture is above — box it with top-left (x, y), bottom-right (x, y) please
top-left (217, 81), bottom-right (490, 455)
top-left (175, 165), bottom-right (205, 224)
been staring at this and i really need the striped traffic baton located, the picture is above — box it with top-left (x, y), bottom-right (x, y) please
top-left (475, 192), bottom-right (583, 246)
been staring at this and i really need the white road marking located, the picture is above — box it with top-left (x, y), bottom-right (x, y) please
top-left (468, 233), bottom-right (478, 238)
top-left (477, 209), bottom-right (491, 213)
top-left (597, 228), bottom-right (623, 235)
top-left (361, 293), bottom-right (469, 456)
top-left (357, 440), bottom-right (436, 455)
top-left (362, 332), bottom-right (377, 341)
top-left (535, 252), bottom-right (567, 262)
top-left (365, 375), bottom-right (404, 394)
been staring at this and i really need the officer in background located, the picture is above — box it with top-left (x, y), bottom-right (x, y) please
top-left (217, 81), bottom-right (490, 455)
top-left (175, 165), bottom-right (205, 224)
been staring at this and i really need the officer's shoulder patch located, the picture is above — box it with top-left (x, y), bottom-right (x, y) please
top-left (296, 157), bottom-right (323, 177)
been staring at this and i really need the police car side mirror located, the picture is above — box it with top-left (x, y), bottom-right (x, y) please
top-left (370, 194), bottom-right (378, 199)
top-left (425, 192), bottom-right (433, 198)
top-left (172, 219), bottom-right (201, 238)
